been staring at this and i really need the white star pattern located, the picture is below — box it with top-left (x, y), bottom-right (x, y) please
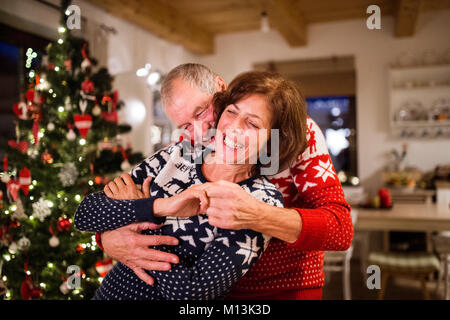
top-left (297, 160), bottom-right (311, 171)
top-left (236, 235), bottom-right (260, 265)
top-left (200, 227), bottom-right (217, 250)
top-left (180, 235), bottom-right (196, 247)
top-left (313, 160), bottom-right (336, 182)
top-left (198, 215), bottom-right (208, 225)
top-left (216, 236), bottom-right (230, 247)
top-left (302, 181), bottom-right (318, 192)
top-left (164, 217), bottom-right (193, 232)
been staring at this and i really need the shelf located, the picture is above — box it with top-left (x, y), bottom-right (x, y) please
top-left (389, 64), bottom-right (450, 72)
top-left (391, 120), bottom-right (450, 128)
top-left (391, 84), bottom-right (450, 92)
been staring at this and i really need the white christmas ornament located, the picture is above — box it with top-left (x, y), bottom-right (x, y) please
top-left (32, 198), bottom-right (52, 222)
top-left (1, 174), bottom-right (10, 183)
top-left (58, 162), bottom-right (79, 187)
top-left (12, 198), bottom-right (27, 221)
top-left (59, 280), bottom-right (70, 294)
top-left (81, 58), bottom-right (90, 71)
top-left (66, 129), bottom-right (76, 141)
top-left (49, 235), bottom-right (60, 247)
top-left (121, 160), bottom-right (131, 172)
top-left (8, 242), bottom-right (18, 254)
top-left (64, 96), bottom-right (72, 111)
top-left (92, 105), bottom-right (101, 116)
top-left (47, 122), bottom-right (55, 131)
top-left (79, 100), bottom-right (88, 114)
top-left (17, 236), bottom-right (31, 250)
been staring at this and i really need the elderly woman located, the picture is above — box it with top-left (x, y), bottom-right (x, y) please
top-left (74, 71), bottom-right (308, 300)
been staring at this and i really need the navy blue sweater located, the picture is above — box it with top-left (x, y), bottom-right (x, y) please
top-left (75, 142), bottom-right (284, 300)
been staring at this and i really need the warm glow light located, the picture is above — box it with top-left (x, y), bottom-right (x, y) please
top-left (123, 99), bottom-right (146, 125)
top-left (58, 106), bottom-right (64, 112)
top-left (79, 138), bottom-right (86, 145)
top-left (58, 26), bottom-right (66, 33)
top-left (147, 72), bottom-right (161, 86)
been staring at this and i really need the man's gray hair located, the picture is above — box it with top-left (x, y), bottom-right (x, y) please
top-left (161, 63), bottom-right (217, 106)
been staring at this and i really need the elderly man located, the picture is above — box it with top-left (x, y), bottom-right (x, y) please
top-left (96, 63), bottom-right (353, 300)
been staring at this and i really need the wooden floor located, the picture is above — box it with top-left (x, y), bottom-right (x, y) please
top-left (322, 259), bottom-right (445, 300)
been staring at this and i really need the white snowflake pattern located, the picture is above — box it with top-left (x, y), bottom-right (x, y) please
top-left (236, 235), bottom-right (260, 265)
top-left (164, 217), bottom-right (193, 232)
top-left (312, 160), bottom-right (336, 182)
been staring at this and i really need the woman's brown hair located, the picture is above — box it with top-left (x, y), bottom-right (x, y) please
top-left (213, 71), bottom-right (308, 175)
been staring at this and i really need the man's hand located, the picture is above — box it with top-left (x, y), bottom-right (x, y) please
top-left (101, 222), bottom-right (180, 286)
top-left (200, 180), bottom-right (262, 230)
top-left (104, 174), bottom-right (151, 200)
top-left (154, 185), bottom-right (209, 218)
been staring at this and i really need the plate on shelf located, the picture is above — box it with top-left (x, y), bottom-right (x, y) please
top-left (429, 98), bottom-right (450, 121)
top-left (395, 100), bottom-right (428, 122)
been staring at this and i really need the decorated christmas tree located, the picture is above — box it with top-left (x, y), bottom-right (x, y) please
top-left (0, 0), bottom-right (143, 299)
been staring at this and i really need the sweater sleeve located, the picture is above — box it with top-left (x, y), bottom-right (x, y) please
top-left (150, 190), bottom-right (284, 300)
top-left (286, 118), bottom-right (353, 251)
top-left (74, 145), bottom-right (174, 232)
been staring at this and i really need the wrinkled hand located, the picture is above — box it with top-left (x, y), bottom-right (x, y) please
top-left (200, 180), bottom-right (262, 230)
top-left (155, 185), bottom-right (209, 218)
top-left (101, 222), bottom-right (180, 286)
top-left (104, 173), bottom-right (152, 200)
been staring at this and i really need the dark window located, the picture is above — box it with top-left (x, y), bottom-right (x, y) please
top-left (306, 95), bottom-right (358, 179)
top-left (0, 23), bottom-right (50, 158)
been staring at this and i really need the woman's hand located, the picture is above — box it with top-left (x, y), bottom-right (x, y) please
top-left (200, 180), bottom-right (263, 230)
top-left (104, 173), bottom-right (152, 200)
top-left (154, 185), bottom-right (209, 218)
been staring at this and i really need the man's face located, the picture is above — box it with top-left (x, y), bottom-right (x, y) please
top-left (164, 78), bottom-right (217, 143)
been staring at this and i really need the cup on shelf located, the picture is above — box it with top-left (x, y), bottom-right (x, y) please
top-left (422, 50), bottom-right (440, 66)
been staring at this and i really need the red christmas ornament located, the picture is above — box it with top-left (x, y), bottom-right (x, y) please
top-left (64, 59), bottom-right (72, 71)
top-left (26, 89), bottom-right (35, 103)
top-left (41, 150), bottom-right (53, 164)
top-left (19, 167), bottom-right (31, 195)
top-left (13, 101), bottom-right (29, 120)
top-left (74, 114), bottom-right (92, 138)
top-left (81, 79), bottom-right (95, 93)
top-left (32, 119), bottom-right (40, 145)
top-left (57, 217), bottom-right (72, 232)
top-left (3, 156), bottom-right (8, 172)
top-left (8, 140), bottom-right (29, 154)
top-left (6, 179), bottom-right (20, 201)
top-left (101, 111), bottom-right (118, 123)
top-left (95, 258), bottom-right (113, 277)
top-left (20, 277), bottom-right (42, 300)
top-left (76, 244), bottom-right (85, 253)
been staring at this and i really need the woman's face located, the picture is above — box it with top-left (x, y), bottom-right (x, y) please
top-left (215, 94), bottom-right (272, 165)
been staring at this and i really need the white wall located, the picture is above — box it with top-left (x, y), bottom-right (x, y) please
top-left (192, 10), bottom-right (450, 191)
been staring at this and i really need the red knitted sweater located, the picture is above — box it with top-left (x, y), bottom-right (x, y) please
top-left (226, 118), bottom-right (353, 300)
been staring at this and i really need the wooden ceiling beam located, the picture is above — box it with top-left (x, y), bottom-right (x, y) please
top-left (394, 0), bottom-right (423, 37)
top-left (85, 0), bottom-right (214, 54)
top-left (265, 0), bottom-right (307, 47)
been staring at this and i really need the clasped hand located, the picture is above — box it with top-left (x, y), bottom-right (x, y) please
top-left (104, 174), bottom-right (261, 230)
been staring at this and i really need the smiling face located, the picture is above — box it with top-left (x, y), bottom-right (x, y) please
top-left (164, 78), bottom-right (216, 143)
top-left (215, 94), bottom-right (272, 165)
